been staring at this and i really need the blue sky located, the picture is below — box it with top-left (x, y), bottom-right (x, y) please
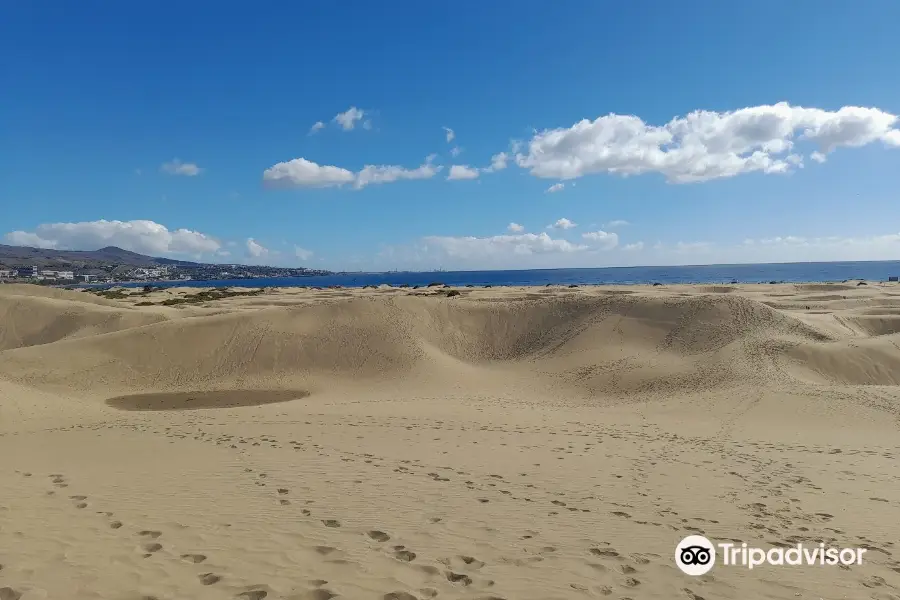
top-left (3, 1), bottom-right (900, 271)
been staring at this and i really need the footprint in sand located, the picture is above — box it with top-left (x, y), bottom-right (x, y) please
top-left (368, 530), bottom-right (391, 542)
top-left (109, 521), bottom-right (123, 529)
top-left (0, 587), bottom-right (22, 600)
top-left (181, 553), bottom-right (207, 563)
top-left (861, 575), bottom-right (886, 588)
top-left (445, 571), bottom-right (472, 586)
top-left (138, 530), bottom-right (162, 539)
top-left (142, 542), bottom-right (163, 553)
top-left (630, 554), bottom-right (651, 565)
top-left (321, 519), bottom-right (341, 528)
top-left (393, 550), bottom-right (417, 562)
top-left (236, 588), bottom-right (269, 600)
top-left (440, 555), bottom-right (485, 571)
top-left (383, 593), bottom-right (417, 600)
top-left (459, 555), bottom-right (484, 569)
top-left (199, 573), bottom-right (221, 585)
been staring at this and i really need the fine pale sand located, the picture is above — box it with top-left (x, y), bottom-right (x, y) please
top-left (2, 281), bottom-right (900, 600)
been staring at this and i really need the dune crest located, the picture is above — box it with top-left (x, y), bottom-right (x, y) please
top-left (2, 287), bottom-right (896, 397)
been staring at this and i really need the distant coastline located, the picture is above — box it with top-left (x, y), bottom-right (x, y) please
top-left (60, 260), bottom-right (900, 290)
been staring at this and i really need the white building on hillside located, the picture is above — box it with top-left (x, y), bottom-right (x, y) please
top-left (131, 267), bottom-right (169, 279)
top-left (39, 270), bottom-right (74, 280)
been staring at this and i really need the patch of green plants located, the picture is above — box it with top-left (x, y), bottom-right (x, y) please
top-left (150, 287), bottom-right (266, 306)
top-left (93, 289), bottom-right (129, 299)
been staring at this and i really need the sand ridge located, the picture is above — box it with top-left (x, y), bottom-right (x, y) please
top-left (1, 281), bottom-right (900, 599)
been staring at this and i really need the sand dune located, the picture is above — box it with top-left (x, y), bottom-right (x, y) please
top-left (0, 292), bottom-right (168, 351)
top-left (2, 282), bottom-right (900, 599)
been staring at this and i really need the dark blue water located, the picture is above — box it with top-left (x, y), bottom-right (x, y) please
top-left (101, 261), bottom-right (900, 289)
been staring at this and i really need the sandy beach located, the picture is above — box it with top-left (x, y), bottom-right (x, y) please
top-left (1, 281), bottom-right (899, 600)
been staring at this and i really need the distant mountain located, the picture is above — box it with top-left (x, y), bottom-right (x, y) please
top-left (0, 244), bottom-right (205, 269)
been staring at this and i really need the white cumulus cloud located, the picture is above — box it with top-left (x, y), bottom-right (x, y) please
top-left (515, 102), bottom-right (900, 184)
top-left (4, 219), bottom-right (221, 257)
top-left (623, 241), bottom-right (644, 251)
top-left (263, 158), bottom-right (356, 188)
top-left (549, 218), bottom-right (577, 229)
top-left (262, 156), bottom-right (441, 190)
top-left (447, 165), bottom-right (480, 181)
top-left (487, 152), bottom-right (509, 172)
top-left (160, 159), bottom-right (202, 176)
top-left (309, 121), bottom-right (326, 135)
top-left (581, 230), bottom-right (619, 249)
top-left (334, 107), bottom-right (365, 131)
top-left (546, 183), bottom-right (565, 193)
top-left (507, 222), bottom-right (525, 233)
top-left (443, 127), bottom-right (455, 143)
top-left (422, 232), bottom-right (587, 260)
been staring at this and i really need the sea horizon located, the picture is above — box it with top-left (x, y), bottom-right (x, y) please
top-left (88, 259), bottom-right (900, 290)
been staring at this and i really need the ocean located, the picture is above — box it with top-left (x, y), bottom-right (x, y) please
top-left (105, 260), bottom-right (900, 289)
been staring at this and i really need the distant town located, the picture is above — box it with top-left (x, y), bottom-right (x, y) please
top-left (0, 264), bottom-right (333, 285)
top-left (0, 245), bottom-right (332, 285)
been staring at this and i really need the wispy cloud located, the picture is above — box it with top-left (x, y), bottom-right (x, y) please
top-left (334, 106), bottom-right (365, 131)
top-left (604, 220), bottom-right (629, 228)
top-left (160, 159), bottom-right (202, 176)
top-left (246, 237), bottom-right (269, 258)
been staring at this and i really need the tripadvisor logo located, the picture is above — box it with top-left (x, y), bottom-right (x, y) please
top-left (675, 535), bottom-right (867, 575)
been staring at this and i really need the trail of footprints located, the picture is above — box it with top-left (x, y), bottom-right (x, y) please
top-left (237, 466), bottom-right (502, 596)
top-left (8, 471), bottom-right (520, 600)
top-left (148, 416), bottom-right (677, 530)
top-left (6, 472), bottom-right (302, 600)
top-left (14, 414), bottom-right (900, 598)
